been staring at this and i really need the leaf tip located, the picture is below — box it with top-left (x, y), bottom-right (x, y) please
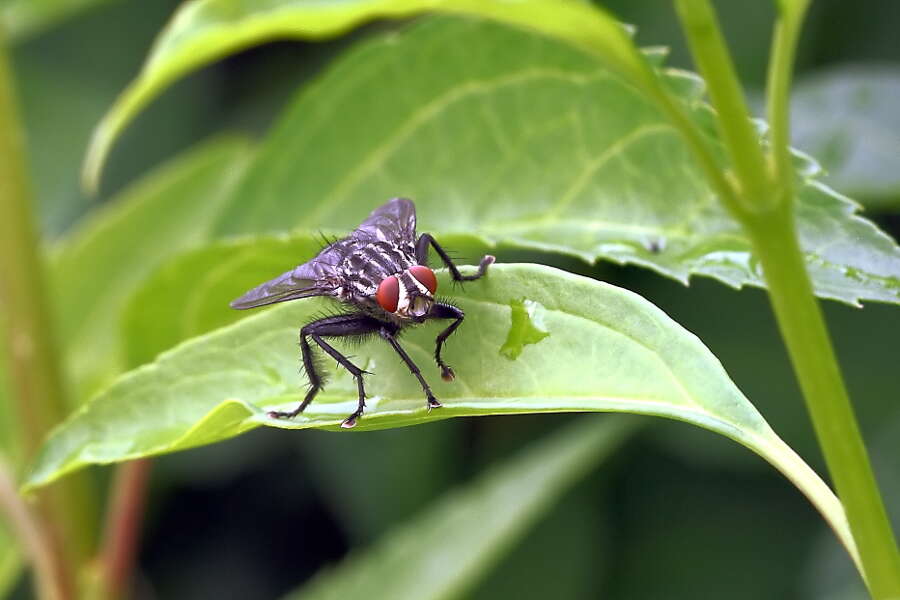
top-left (81, 120), bottom-right (112, 196)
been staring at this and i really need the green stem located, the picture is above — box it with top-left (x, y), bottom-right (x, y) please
top-left (0, 27), bottom-right (95, 581)
top-left (764, 0), bottom-right (809, 207)
top-left (745, 209), bottom-right (900, 597)
top-left (670, 0), bottom-right (900, 594)
top-left (0, 30), bottom-right (69, 468)
top-left (673, 0), bottom-right (772, 213)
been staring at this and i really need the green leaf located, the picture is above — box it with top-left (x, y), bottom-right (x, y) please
top-left (26, 262), bottom-right (858, 565)
top-left (284, 416), bottom-right (637, 600)
top-left (790, 65), bottom-right (900, 208)
top-left (214, 17), bottom-right (900, 306)
top-left (81, 0), bottom-right (646, 191)
top-left (120, 235), bottom-right (321, 370)
top-left (50, 136), bottom-right (253, 402)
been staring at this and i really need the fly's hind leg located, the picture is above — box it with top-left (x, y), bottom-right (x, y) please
top-left (267, 314), bottom-right (381, 428)
top-left (267, 333), bottom-right (321, 419)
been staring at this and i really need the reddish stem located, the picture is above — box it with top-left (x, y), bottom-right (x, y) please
top-left (99, 459), bottom-right (153, 600)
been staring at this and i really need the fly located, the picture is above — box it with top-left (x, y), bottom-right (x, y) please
top-left (230, 197), bottom-right (495, 428)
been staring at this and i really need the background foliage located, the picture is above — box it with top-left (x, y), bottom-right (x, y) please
top-left (2, 0), bottom-right (900, 598)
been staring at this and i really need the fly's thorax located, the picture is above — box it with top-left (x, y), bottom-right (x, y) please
top-left (336, 238), bottom-right (416, 300)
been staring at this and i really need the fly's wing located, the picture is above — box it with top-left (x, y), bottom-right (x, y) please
top-left (353, 197), bottom-right (417, 244)
top-left (229, 243), bottom-right (345, 309)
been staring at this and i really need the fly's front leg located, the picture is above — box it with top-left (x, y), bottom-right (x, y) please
top-left (379, 327), bottom-right (442, 411)
top-left (428, 302), bottom-right (465, 381)
top-left (267, 314), bottom-right (381, 429)
top-left (415, 233), bottom-right (494, 282)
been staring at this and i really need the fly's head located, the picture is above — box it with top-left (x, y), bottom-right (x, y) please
top-left (375, 265), bottom-right (438, 321)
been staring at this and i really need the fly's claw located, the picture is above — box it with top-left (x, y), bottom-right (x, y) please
top-left (268, 409), bottom-right (295, 420)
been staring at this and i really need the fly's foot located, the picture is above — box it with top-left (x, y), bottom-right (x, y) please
top-left (427, 396), bottom-right (442, 411)
top-left (440, 365), bottom-right (455, 382)
top-left (461, 255), bottom-right (495, 280)
top-left (268, 408), bottom-right (300, 420)
top-left (341, 411), bottom-right (363, 429)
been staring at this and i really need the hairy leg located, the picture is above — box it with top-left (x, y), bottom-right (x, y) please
top-left (267, 314), bottom-right (382, 428)
top-left (427, 302), bottom-right (465, 381)
top-left (379, 326), bottom-right (442, 411)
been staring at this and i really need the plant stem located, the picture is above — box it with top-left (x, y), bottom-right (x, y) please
top-left (764, 0), bottom-right (810, 207)
top-left (673, 0), bottom-right (772, 214)
top-left (745, 210), bottom-right (900, 597)
top-left (670, 0), bottom-right (900, 594)
top-left (0, 460), bottom-right (69, 600)
top-left (99, 459), bottom-right (153, 600)
top-left (0, 29), bottom-right (69, 470)
top-left (0, 27), bottom-right (95, 582)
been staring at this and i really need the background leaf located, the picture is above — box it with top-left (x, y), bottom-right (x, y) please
top-left (11, 0), bottom-right (229, 236)
top-left (212, 17), bottom-right (900, 306)
top-left (6, 1), bottom-right (892, 596)
top-left (50, 136), bottom-right (253, 402)
top-left (789, 65), bottom-right (900, 209)
top-left (26, 263), bottom-right (856, 565)
top-left (80, 0), bottom-right (643, 190)
top-left (79, 5), bottom-right (900, 305)
top-left (1, 0), bottom-right (116, 43)
top-left (286, 416), bottom-right (638, 600)
top-left (121, 235), bottom-right (320, 370)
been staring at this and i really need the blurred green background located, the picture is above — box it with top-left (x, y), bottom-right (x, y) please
top-left (5, 0), bottom-right (900, 598)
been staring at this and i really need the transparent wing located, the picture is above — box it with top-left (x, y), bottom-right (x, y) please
top-left (353, 197), bottom-right (417, 244)
top-left (229, 243), bottom-right (345, 310)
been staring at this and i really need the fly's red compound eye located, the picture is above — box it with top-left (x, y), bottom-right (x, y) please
top-left (409, 265), bottom-right (437, 294)
top-left (376, 276), bottom-right (400, 312)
